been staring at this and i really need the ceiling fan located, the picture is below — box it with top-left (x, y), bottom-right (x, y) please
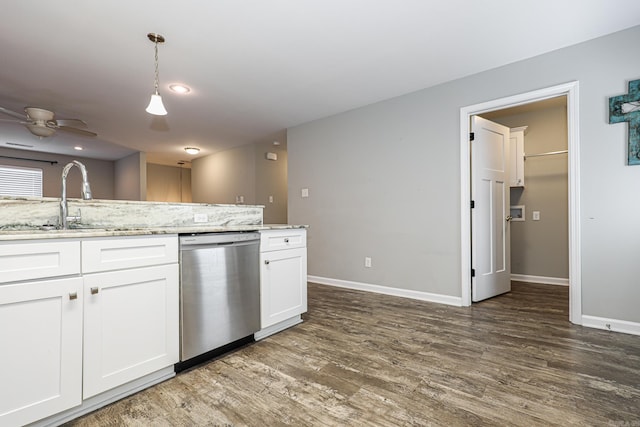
top-left (0, 106), bottom-right (97, 138)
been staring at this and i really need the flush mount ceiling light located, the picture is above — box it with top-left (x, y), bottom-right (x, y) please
top-left (169, 84), bottom-right (191, 94)
top-left (145, 33), bottom-right (168, 116)
top-left (184, 147), bottom-right (200, 155)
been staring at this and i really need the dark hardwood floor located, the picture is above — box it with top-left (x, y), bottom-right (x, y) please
top-left (67, 282), bottom-right (640, 426)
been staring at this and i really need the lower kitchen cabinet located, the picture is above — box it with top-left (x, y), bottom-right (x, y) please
top-left (259, 229), bottom-right (307, 330)
top-left (82, 263), bottom-right (179, 399)
top-left (0, 277), bottom-right (83, 427)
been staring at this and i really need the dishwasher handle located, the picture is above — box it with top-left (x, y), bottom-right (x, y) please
top-left (179, 233), bottom-right (260, 249)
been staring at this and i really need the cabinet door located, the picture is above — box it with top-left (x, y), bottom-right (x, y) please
top-left (0, 277), bottom-right (82, 426)
top-left (260, 248), bottom-right (307, 328)
top-left (83, 264), bottom-right (179, 399)
top-left (509, 129), bottom-right (525, 187)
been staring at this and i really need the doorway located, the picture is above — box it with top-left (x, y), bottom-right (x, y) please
top-left (459, 82), bottom-right (581, 324)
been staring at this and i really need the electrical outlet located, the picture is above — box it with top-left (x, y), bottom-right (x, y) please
top-left (236, 195), bottom-right (244, 204)
top-left (194, 213), bottom-right (208, 223)
top-left (269, 195), bottom-right (274, 203)
top-left (301, 188), bottom-right (309, 198)
top-left (364, 257), bottom-right (372, 268)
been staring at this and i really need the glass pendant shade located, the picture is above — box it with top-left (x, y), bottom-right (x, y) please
top-left (146, 93), bottom-right (167, 116)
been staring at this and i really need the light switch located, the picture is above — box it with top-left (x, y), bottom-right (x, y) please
top-left (301, 188), bottom-right (309, 198)
top-left (268, 195), bottom-right (274, 203)
top-left (533, 211), bottom-right (540, 221)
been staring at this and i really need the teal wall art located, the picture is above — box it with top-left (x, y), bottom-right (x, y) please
top-left (609, 78), bottom-right (640, 165)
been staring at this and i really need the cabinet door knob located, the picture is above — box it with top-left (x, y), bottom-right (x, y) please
top-left (264, 260), bottom-right (270, 265)
top-left (69, 292), bottom-right (78, 300)
top-left (284, 238), bottom-right (289, 243)
top-left (91, 287), bottom-right (99, 295)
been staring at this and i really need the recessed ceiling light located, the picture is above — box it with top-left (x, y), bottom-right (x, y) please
top-left (170, 84), bottom-right (191, 94)
top-left (74, 146), bottom-right (83, 151)
top-left (184, 147), bottom-right (200, 155)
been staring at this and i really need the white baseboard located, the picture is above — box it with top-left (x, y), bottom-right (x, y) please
top-left (511, 274), bottom-right (569, 286)
top-left (581, 315), bottom-right (640, 337)
top-left (308, 275), bottom-right (462, 307)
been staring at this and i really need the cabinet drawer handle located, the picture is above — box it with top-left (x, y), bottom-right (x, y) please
top-left (264, 260), bottom-right (270, 265)
top-left (91, 287), bottom-right (99, 295)
top-left (69, 292), bottom-right (78, 300)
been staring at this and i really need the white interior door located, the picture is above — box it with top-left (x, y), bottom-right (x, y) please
top-left (471, 115), bottom-right (511, 302)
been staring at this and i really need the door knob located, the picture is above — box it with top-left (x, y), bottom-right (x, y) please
top-left (506, 215), bottom-right (513, 222)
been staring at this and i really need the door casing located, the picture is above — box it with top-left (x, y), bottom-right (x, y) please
top-left (459, 81), bottom-right (581, 324)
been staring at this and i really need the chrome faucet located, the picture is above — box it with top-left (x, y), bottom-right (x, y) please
top-left (60, 160), bottom-right (93, 229)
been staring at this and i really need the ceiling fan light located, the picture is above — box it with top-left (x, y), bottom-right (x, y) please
top-left (146, 93), bottom-right (167, 116)
top-left (26, 123), bottom-right (56, 138)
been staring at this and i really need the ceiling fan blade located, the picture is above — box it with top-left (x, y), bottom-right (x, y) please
top-left (58, 126), bottom-right (97, 137)
top-left (0, 106), bottom-right (27, 120)
top-left (55, 118), bottom-right (88, 128)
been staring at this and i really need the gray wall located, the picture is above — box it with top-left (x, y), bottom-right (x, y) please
top-left (192, 134), bottom-right (288, 223)
top-left (115, 152), bottom-right (146, 201)
top-left (0, 147), bottom-right (115, 199)
top-left (147, 164), bottom-right (192, 203)
top-left (254, 140), bottom-right (288, 224)
top-left (192, 144), bottom-right (256, 204)
top-left (288, 25), bottom-right (640, 323)
top-left (483, 104), bottom-right (568, 279)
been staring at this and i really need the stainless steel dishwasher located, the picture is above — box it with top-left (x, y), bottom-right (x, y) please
top-left (178, 232), bottom-right (260, 370)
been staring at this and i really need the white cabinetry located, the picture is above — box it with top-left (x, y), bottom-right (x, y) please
top-left (0, 235), bottom-right (179, 426)
top-left (510, 126), bottom-right (527, 187)
top-left (0, 241), bottom-right (82, 427)
top-left (257, 229), bottom-right (307, 338)
top-left (82, 236), bottom-right (179, 399)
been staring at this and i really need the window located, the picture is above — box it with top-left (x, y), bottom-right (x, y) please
top-left (0, 165), bottom-right (43, 197)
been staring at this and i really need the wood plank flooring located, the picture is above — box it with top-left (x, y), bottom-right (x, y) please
top-left (66, 282), bottom-right (640, 426)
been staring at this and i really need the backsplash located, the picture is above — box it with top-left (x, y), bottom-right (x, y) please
top-left (0, 197), bottom-right (263, 230)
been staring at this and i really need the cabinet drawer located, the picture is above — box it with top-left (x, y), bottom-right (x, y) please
top-left (82, 235), bottom-right (178, 273)
top-left (0, 240), bottom-right (80, 284)
top-left (260, 229), bottom-right (306, 252)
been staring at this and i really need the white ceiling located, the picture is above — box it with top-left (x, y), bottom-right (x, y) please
top-left (1, 1), bottom-right (639, 166)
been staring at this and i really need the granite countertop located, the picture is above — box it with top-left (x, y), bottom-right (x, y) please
top-left (0, 224), bottom-right (308, 241)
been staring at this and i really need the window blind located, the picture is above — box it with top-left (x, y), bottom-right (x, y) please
top-left (0, 165), bottom-right (43, 197)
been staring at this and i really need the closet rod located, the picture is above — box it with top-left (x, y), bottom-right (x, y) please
top-left (0, 155), bottom-right (58, 165)
top-left (525, 150), bottom-right (567, 159)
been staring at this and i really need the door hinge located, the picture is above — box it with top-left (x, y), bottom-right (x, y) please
top-left (470, 132), bottom-right (475, 141)
top-left (470, 200), bottom-right (475, 209)
top-left (471, 268), bottom-right (476, 277)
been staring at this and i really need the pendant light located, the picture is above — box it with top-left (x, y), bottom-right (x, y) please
top-left (145, 33), bottom-right (168, 116)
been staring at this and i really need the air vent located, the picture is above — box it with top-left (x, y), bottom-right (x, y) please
top-left (5, 141), bottom-right (34, 148)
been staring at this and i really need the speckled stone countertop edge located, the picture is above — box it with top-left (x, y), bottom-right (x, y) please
top-left (0, 224), bottom-right (308, 241)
